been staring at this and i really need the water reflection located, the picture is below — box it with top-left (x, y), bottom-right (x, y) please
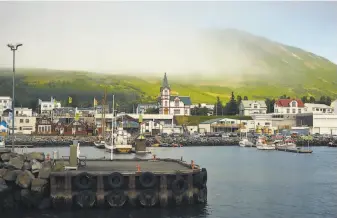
top-left (3, 204), bottom-right (209, 218)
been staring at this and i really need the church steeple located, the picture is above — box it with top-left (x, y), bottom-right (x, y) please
top-left (161, 72), bottom-right (170, 89)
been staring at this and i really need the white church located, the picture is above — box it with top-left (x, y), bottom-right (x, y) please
top-left (158, 73), bottom-right (192, 116)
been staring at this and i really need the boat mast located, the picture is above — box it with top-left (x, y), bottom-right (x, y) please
top-left (102, 87), bottom-right (107, 140)
top-left (110, 94), bottom-right (114, 160)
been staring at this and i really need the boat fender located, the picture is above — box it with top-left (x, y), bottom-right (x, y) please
top-left (171, 178), bottom-right (188, 195)
top-left (107, 172), bottom-right (124, 189)
top-left (139, 172), bottom-right (157, 188)
top-left (75, 190), bottom-right (96, 208)
top-left (201, 168), bottom-right (208, 185)
top-left (106, 189), bottom-right (127, 207)
top-left (193, 172), bottom-right (204, 188)
top-left (196, 187), bottom-right (207, 203)
top-left (75, 172), bottom-right (93, 190)
top-left (139, 189), bottom-right (157, 207)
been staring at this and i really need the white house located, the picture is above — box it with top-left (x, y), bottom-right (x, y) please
top-left (198, 118), bottom-right (266, 133)
top-left (304, 103), bottom-right (333, 114)
top-left (274, 99), bottom-right (305, 114)
top-left (136, 103), bottom-right (158, 114)
top-left (239, 100), bottom-right (267, 116)
top-left (0, 96), bottom-right (12, 114)
top-left (14, 107), bottom-right (33, 117)
top-left (158, 73), bottom-right (192, 116)
top-left (38, 97), bottom-right (61, 115)
top-left (5, 108), bottom-right (36, 134)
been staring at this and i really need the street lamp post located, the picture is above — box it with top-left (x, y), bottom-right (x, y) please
top-left (7, 43), bottom-right (23, 152)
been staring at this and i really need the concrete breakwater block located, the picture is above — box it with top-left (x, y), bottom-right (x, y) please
top-left (0, 151), bottom-right (208, 210)
top-left (0, 151), bottom-right (52, 210)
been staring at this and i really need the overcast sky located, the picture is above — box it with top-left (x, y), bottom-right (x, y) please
top-left (0, 1), bottom-right (336, 74)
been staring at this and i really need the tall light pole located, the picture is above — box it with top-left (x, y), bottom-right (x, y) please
top-left (7, 43), bottom-right (23, 152)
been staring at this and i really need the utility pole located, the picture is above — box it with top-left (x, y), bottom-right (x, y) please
top-left (7, 43), bottom-right (23, 152)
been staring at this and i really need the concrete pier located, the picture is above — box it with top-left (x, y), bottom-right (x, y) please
top-left (0, 148), bottom-right (207, 210)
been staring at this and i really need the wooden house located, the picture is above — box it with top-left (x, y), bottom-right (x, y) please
top-left (36, 116), bottom-right (53, 134)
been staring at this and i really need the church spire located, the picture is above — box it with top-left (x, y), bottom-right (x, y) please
top-left (161, 72), bottom-right (170, 89)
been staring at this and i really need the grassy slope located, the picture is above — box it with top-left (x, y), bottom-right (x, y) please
top-left (0, 30), bottom-right (336, 105)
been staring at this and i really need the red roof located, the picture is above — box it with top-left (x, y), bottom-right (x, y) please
top-left (275, 99), bottom-right (304, 107)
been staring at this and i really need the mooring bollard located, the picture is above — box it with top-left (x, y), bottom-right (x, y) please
top-left (153, 154), bottom-right (156, 160)
top-left (191, 160), bottom-right (195, 169)
top-left (137, 164), bottom-right (141, 172)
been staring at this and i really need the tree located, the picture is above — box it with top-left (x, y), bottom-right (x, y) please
top-left (192, 105), bottom-right (209, 116)
top-left (226, 92), bottom-right (237, 115)
top-left (326, 96), bottom-right (332, 106)
top-left (309, 96), bottom-right (316, 103)
top-left (301, 96), bottom-right (308, 103)
top-left (213, 96), bottom-right (223, 116)
top-left (237, 95), bottom-right (242, 104)
top-left (145, 108), bottom-right (159, 114)
top-left (28, 99), bottom-right (39, 113)
top-left (243, 96), bottom-right (248, 100)
top-left (280, 94), bottom-right (290, 99)
top-left (319, 96), bottom-right (326, 104)
top-left (265, 98), bottom-right (276, 113)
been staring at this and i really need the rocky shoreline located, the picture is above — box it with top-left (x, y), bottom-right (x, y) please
top-left (3, 135), bottom-right (336, 147)
top-left (5, 135), bottom-right (96, 147)
top-left (0, 151), bottom-right (51, 210)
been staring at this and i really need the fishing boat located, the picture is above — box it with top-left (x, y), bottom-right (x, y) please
top-left (239, 138), bottom-right (254, 147)
top-left (105, 128), bottom-right (132, 154)
top-left (256, 136), bottom-right (275, 150)
top-left (94, 140), bottom-right (105, 149)
top-left (105, 95), bottom-right (132, 154)
top-left (273, 139), bottom-right (297, 149)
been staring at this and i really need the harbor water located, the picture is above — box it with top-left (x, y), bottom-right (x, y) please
top-left (4, 146), bottom-right (337, 218)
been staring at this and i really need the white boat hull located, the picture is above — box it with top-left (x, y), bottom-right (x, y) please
top-left (94, 141), bottom-right (105, 149)
top-left (257, 145), bottom-right (275, 150)
top-left (239, 139), bottom-right (254, 147)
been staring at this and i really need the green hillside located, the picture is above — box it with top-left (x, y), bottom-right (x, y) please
top-left (0, 29), bottom-right (336, 111)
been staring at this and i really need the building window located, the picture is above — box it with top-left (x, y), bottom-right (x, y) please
top-left (174, 109), bottom-right (180, 115)
top-left (185, 109), bottom-right (187, 114)
top-left (254, 104), bottom-right (257, 108)
top-left (4, 100), bottom-right (7, 103)
top-left (164, 101), bottom-right (168, 107)
top-left (78, 127), bottom-right (82, 131)
top-left (287, 109), bottom-right (290, 113)
top-left (20, 119), bottom-right (24, 123)
top-left (175, 100), bottom-right (179, 107)
top-left (292, 101), bottom-right (296, 107)
top-left (25, 119), bottom-right (29, 123)
top-left (265, 122), bottom-right (270, 126)
top-left (164, 90), bottom-right (168, 95)
top-left (298, 109), bottom-right (301, 113)
top-left (292, 109), bottom-right (296, 113)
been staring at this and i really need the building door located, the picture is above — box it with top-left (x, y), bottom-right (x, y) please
top-left (164, 108), bottom-right (169, 115)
